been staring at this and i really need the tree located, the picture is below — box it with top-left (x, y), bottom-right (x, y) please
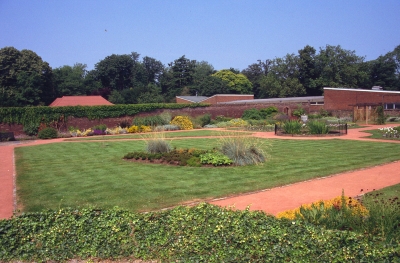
top-left (193, 75), bottom-right (229, 96)
top-left (95, 53), bottom-right (137, 91)
top-left (53, 63), bottom-right (88, 96)
top-left (211, 69), bottom-right (253, 94)
top-left (142, 56), bottom-right (164, 85)
top-left (298, 45), bottom-right (319, 95)
top-left (242, 60), bottom-right (271, 98)
top-left (314, 45), bottom-right (367, 90)
top-left (258, 54), bottom-right (305, 98)
top-left (160, 55), bottom-right (196, 101)
top-left (0, 46), bottom-right (54, 106)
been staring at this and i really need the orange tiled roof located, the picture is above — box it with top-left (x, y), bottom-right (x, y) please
top-left (49, 96), bottom-right (113, 107)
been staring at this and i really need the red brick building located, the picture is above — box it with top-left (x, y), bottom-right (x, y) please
top-left (49, 96), bottom-right (113, 107)
top-left (324, 88), bottom-right (400, 111)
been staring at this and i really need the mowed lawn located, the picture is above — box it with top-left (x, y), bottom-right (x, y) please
top-left (16, 137), bottom-right (400, 212)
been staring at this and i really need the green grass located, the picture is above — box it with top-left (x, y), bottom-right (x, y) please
top-left (16, 138), bottom-right (400, 213)
top-left (65, 130), bottom-right (243, 141)
top-left (368, 183), bottom-right (400, 198)
top-left (362, 129), bottom-right (400, 140)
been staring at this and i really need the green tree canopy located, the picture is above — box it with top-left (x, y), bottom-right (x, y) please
top-left (211, 69), bottom-right (252, 94)
top-left (0, 46), bottom-right (54, 106)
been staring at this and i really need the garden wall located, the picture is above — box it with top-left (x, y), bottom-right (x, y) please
top-left (0, 102), bottom-right (324, 136)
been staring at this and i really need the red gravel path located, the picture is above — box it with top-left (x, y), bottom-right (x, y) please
top-left (1, 125), bottom-right (399, 219)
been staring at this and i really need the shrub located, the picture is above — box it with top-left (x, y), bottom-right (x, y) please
top-left (282, 120), bottom-right (302, 134)
top-left (260, 106), bottom-right (278, 118)
top-left (242, 108), bottom-right (262, 120)
top-left (118, 119), bottom-right (131, 128)
top-left (153, 125), bottom-right (180, 132)
top-left (139, 125), bottom-right (152, 133)
top-left (375, 105), bottom-right (386, 125)
top-left (200, 152), bottom-right (233, 166)
top-left (211, 115), bottom-right (232, 124)
top-left (292, 105), bottom-right (305, 117)
top-left (362, 192), bottom-right (400, 241)
top-left (127, 125), bottom-right (139, 133)
top-left (273, 113), bottom-right (290, 122)
top-left (228, 118), bottom-right (248, 127)
top-left (37, 127), bottom-right (58, 139)
top-left (133, 115), bottom-right (167, 127)
top-left (92, 124), bottom-right (107, 131)
top-left (23, 122), bottom-right (39, 136)
top-left (105, 127), bottom-right (127, 135)
top-left (277, 194), bottom-right (368, 222)
top-left (203, 124), bottom-right (218, 128)
top-left (307, 120), bottom-right (330, 134)
top-left (159, 111), bottom-right (172, 123)
top-left (219, 134), bottom-right (266, 166)
top-left (170, 116), bottom-right (193, 130)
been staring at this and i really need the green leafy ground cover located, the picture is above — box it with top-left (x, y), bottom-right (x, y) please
top-left (1, 204), bottom-right (399, 262)
top-left (16, 138), bottom-right (400, 213)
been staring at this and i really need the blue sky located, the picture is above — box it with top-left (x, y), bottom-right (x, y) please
top-left (1, 0), bottom-right (399, 71)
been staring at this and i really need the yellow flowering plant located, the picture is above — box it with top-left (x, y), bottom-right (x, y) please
top-left (170, 116), bottom-right (193, 130)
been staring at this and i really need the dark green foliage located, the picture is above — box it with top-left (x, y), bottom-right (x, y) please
top-left (124, 148), bottom-right (211, 167)
top-left (1, 205), bottom-right (399, 262)
top-left (0, 104), bottom-right (209, 130)
top-left (292, 105), bottom-right (305, 117)
top-left (361, 192), bottom-right (400, 242)
top-left (198, 113), bottom-right (211, 127)
top-left (22, 121), bottom-right (39, 136)
top-left (211, 115), bottom-right (232, 124)
top-left (375, 105), bottom-right (386, 124)
top-left (145, 139), bottom-right (172, 154)
top-left (37, 127), bottom-right (58, 139)
top-left (307, 120), bottom-right (330, 134)
top-left (260, 106), bottom-right (278, 117)
top-left (118, 119), bottom-right (131, 128)
top-left (282, 120), bottom-right (302, 134)
top-left (242, 107), bottom-right (278, 121)
top-left (133, 115), bottom-right (168, 126)
top-left (241, 108), bottom-right (262, 120)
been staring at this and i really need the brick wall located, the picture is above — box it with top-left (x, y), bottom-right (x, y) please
top-left (324, 88), bottom-right (400, 111)
top-left (0, 101), bottom-right (321, 136)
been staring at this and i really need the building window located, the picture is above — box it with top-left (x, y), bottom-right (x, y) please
top-left (385, 103), bottom-right (400, 110)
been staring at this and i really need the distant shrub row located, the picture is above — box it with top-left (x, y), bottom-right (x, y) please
top-left (0, 103), bottom-right (208, 134)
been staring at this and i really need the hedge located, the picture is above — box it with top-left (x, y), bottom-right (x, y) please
top-left (1, 204), bottom-right (399, 262)
top-left (0, 103), bottom-right (209, 127)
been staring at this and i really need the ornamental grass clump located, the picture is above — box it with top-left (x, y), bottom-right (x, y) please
top-left (282, 120), bottom-right (302, 134)
top-left (307, 120), bottom-right (330, 134)
top-left (143, 132), bottom-right (172, 154)
top-left (219, 132), bottom-right (267, 166)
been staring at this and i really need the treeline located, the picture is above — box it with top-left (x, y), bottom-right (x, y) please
top-left (0, 44), bottom-right (399, 107)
